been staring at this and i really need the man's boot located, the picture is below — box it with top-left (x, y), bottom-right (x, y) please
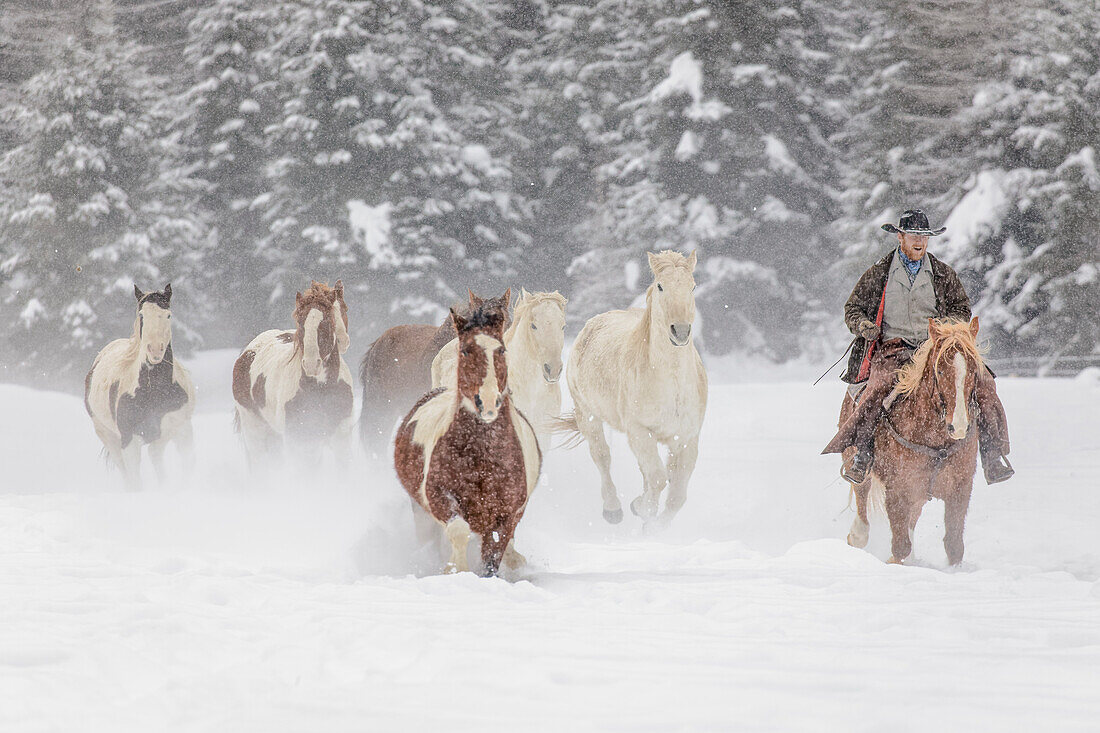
top-left (841, 448), bottom-right (873, 484)
top-left (981, 450), bottom-right (1014, 485)
top-left (841, 433), bottom-right (876, 484)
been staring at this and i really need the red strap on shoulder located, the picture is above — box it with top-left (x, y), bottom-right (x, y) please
top-left (856, 287), bottom-right (887, 382)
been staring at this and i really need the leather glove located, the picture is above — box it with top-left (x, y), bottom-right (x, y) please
top-left (857, 319), bottom-right (880, 342)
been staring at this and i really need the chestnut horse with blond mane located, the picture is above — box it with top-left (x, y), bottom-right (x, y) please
top-left (394, 290), bottom-right (541, 577)
top-left (232, 280), bottom-right (353, 467)
top-left (844, 318), bottom-right (984, 565)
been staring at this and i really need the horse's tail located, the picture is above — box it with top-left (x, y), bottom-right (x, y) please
top-left (549, 412), bottom-right (585, 450)
top-left (233, 408), bottom-right (241, 434)
top-left (848, 474), bottom-right (886, 516)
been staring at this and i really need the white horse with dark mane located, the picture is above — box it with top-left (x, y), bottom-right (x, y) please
top-left (431, 289), bottom-right (567, 450)
top-left (85, 284), bottom-right (196, 491)
top-left (557, 251), bottom-right (707, 528)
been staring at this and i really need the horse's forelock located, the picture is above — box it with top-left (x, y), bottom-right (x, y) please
top-left (456, 303), bottom-right (507, 335)
top-left (513, 290), bottom-right (566, 324)
top-left (648, 250), bottom-right (694, 278)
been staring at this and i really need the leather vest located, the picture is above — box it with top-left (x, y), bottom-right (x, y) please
top-left (882, 253), bottom-right (936, 345)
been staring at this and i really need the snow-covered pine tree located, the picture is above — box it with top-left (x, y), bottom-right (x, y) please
top-left (0, 40), bottom-right (206, 386)
top-left (551, 0), bottom-right (841, 359)
top-left (257, 0), bottom-right (527, 339)
top-left (932, 1), bottom-right (1100, 366)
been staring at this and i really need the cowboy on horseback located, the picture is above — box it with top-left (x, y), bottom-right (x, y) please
top-left (822, 209), bottom-right (1014, 485)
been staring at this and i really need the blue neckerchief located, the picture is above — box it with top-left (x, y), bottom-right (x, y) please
top-left (897, 247), bottom-right (923, 284)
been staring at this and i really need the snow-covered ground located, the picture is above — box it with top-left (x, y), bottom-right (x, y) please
top-left (2, 352), bottom-right (1099, 732)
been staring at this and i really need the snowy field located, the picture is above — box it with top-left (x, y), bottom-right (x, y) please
top-left (2, 351), bottom-right (1099, 732)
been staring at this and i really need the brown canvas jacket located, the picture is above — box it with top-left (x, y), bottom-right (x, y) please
top-left (841, 250), bottom-right (971, 383)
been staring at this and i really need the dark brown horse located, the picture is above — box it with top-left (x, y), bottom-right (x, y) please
top-left (358, 291), bottom-right (510, 457)
top-left (843, 318), bottom-right (984, 565)
top-left (393, 290), bottom-right (541, 576)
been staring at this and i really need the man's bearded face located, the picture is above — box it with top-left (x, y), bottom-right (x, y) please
top-left (898, 232), bottom-right (929, 261)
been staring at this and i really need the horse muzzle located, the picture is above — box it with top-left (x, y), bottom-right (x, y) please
top-left (669, 323), bottom-right (692, 346)
top-left (146, 344), bottom-right (167, 364)
top-left (543, 363), bottom-right (562, 384)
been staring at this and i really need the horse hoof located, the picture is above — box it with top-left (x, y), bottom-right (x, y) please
top-left (629, 496), bottom-right (652, 519)
top-left (847, 520), bottom-right (869, 549)
top-left (603, 508), bottom-right (624, 524)
top-left (887, 556), bottom-right (904, 565)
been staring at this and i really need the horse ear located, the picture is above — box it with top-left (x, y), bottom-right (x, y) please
top-left (295, 291), bottom-right (303, 307)
top-left (334, 279), bottom-right (344, 298)
top-left (519, 287), bottom-right (529, 303)
top-left (467, 289), bottom-right (477, 308)
top-left (687, 249), bottom-right (698, 270)
top-left (163, 283), bottom-right (172, 301)
top-left (501, 288), bottom-right (511, 309)
top-left (450, 307), bottom-right (467, 332)
top-left (969, 316), bottom-right (979, 339)
top-left (134, 284), bottom-right (145, 301)
top-left (647, 251), bottom-right (659, 274)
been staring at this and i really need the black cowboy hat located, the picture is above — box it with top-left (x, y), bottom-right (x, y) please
top-left (881, 209), bottom-right (946, 236)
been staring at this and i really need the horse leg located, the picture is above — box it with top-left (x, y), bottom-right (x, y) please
top-left (660, 436), bottom-right (699, 526)
top-left (943, 481), bottom-right (973, 565)
top-left (149, 440), bottom-right (167, 486)
top-left (575, 409), bottom-right (621, 523)
top-left (627, 429), bottom-right (668, 522)
top-left (119, 439), bottom-right (143, 492)
top-left (502, 539), bottom-right (527, 571)
top-left (175, 420), bottom-right (196, 482)
top-left (410, 499), bottom-right (438, 547)
top-left (443, 517), bottom-right (472, 573)
top-left (885, 490), bottom-right (913, 564)
top-left (847, 479), bottom-right (871, 549)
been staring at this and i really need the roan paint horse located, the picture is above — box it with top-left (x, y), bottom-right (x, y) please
top-left (843, 318), bottom-right (984, 565)
top-left (232, 280), bottom-right (354, 467)
top-left (85, 284), bottom-right (195, 490)
top-left (393, 291), bottom-right (541, 576)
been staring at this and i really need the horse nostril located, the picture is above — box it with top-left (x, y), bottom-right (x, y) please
top-left (475, 395), bottom-right (483, 411)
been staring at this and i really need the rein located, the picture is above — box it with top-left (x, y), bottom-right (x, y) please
top-left (882, 391), bottom-right (978, 501)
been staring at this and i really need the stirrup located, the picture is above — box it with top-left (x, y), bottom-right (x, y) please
top-left (841, 450), bottom-right (873, 484)
top-left (983, 454), bottom-right (1014, 485)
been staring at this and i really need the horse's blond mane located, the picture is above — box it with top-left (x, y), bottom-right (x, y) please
top-left (895, 320), bottom-right (985, 396)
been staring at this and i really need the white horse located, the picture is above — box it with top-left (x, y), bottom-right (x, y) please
top-left (558, 250), bottom-right (708, 528)
top-left (232, 280), bottom-right (354, 470)
top-left (431, 289), bottom-right (567, 449)
top-left (85, 284), bottom-right (196, 491)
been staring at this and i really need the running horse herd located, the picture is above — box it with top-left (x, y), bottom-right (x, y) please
top-left (83, 249), bottom-right (999, 575)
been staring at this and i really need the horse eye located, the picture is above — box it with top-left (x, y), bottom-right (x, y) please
top-left (657, 284), bottom-right (664, 292)
top-left (531, 323), bottom-right (537, 330)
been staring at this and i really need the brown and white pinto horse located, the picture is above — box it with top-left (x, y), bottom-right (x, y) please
top-left (844, 318), bottom-right (984, 565)
top-left (359, 291), bottom-right (511, 457)
top-left (85, 284), bottom-right (195, 491)
top-left (393, 290), bottom-right (541, 577)
top-left (232, 280), bottom-right (353, 467)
